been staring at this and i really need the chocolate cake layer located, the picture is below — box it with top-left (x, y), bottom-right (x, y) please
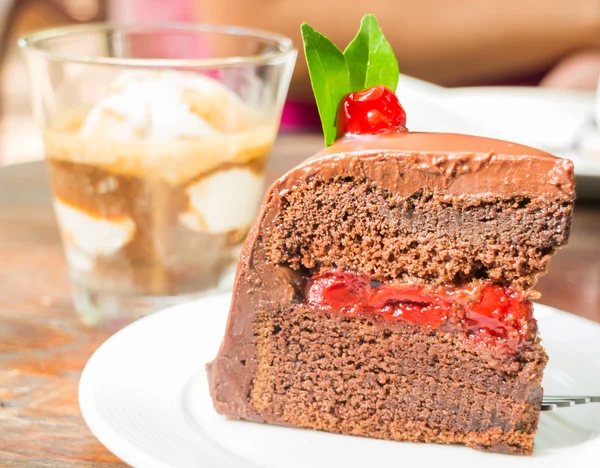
top-left (267, 178), bottom-right (572, 288)
top-left (249, 304), bottom-right (547, 455)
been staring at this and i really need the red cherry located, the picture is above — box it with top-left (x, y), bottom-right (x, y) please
top-left (465, 285), bottom-right (532, 345)
top-left (306, 272), bottom-right (533, 348)
top-left (368, 287), bottom-right (451, 328)
top-left (306, 272), bottom-right (369, 315)
top-left (338, 85), bottom-right (407, 137)
top-left (306, 272), bottom-right (450, 328)
top-left (467, 285), bottom-right (509, 320)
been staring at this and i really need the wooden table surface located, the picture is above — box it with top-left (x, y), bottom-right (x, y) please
top-left (1, 135), bottom-right (599, 466)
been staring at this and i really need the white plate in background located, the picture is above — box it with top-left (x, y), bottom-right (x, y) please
top-left (442, 87), bottom-right (595, 150)
top-left (80, 293), bottom-right (600, 468)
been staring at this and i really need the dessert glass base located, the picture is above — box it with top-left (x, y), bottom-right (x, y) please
top-left (71, 267), bottom-right (236, 330)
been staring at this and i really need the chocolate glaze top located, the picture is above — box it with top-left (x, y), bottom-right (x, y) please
top-left (279, 132), bottom-right (574, 198)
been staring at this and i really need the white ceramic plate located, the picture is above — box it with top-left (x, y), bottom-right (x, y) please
top-left (80, 294), bottom-right (600, 468)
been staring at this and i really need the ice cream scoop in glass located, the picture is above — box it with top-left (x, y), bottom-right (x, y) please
top-left (19, 24), bottom-right (296, 328)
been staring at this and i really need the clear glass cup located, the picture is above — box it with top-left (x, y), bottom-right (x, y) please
top-left (19, 23), bottom-right (296, 328)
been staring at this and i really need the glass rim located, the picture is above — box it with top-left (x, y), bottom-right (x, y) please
top-left (18, 22), bottom-right (296, 68)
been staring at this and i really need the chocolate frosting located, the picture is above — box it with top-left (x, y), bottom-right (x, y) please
top-left (284, 132), bottom-right (574, 198)
top-left (206, 131), bottom-right (575, 420)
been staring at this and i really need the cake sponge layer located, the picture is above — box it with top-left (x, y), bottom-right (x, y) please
top-left (267, 178), bottom-right (573, 288)
top-left (248, 304), bottom-right (547, 455)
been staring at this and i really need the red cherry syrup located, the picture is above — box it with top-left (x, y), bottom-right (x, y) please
top-left (306, 271), bottom-right (535, 349)
top-left (337, 85), bottom-right (407, 137)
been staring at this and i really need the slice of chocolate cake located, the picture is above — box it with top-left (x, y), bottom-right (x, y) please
top-left (207, 16), bottom-right (575, 455)
top-left (207, 132), bottom-right (574, 454)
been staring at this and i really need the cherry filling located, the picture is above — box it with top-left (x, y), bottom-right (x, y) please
top-left (306, 272), bottom-right (535, 349)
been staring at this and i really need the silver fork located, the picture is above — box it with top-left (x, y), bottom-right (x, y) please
top-left (541, 396), bottom-right (600, 411)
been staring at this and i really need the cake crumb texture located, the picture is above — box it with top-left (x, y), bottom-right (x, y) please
top-left (250, 304), bottom-right (547, 455)
top-left (267, 178), bottom-right (573, 288)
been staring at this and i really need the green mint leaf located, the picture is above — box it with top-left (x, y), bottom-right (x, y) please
top-left (344, 14), bottom-right (399, 92)
top-left (301, 15), bottom-right (400, 147)
top-left (301, 23), bottom-right (350, 147)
